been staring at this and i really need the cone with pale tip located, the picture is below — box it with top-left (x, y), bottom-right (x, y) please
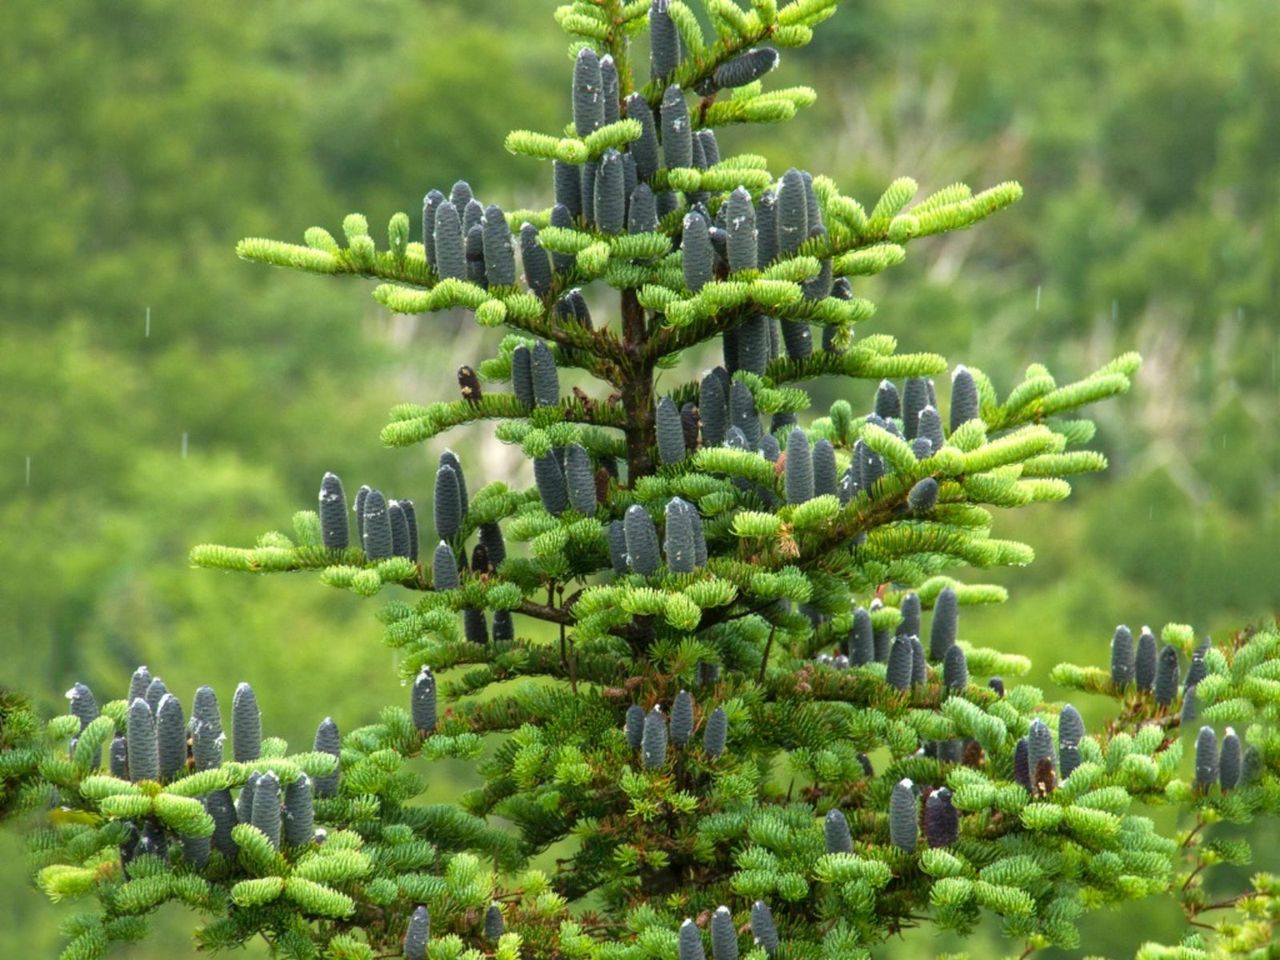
top-left (506, 343), bottom-right (532, 407)
top-left (192, 686), bottom-right (223, 771)
top-left (156, 694), bottom-right (185, 782)
top-left (1028, 719), bottom-right (1054, 775)
top-left (682, 213), bottom-right (713, 292)
top-left (902, 378), bottom-right (929, 440)
top-left (361, 488), bottom-right (393, 560)
top-left (144, 677), bottom-right (167, 715)
top-left (641, 705), bottom-right (667, 769)
top-left (412, 667), bottom-right (437, 734)
top-left (713, 46), bottom-right (780, 90)
top-left (449, 179), bottom-right (473, 210)
top-left (126, 697), bottom-right (159, 782)
top-left (875, 380), bottom-right (901, 420)
top-left (750, 901), bottom-right (778, 955)
top-left (252, 771), bottom-right (282, 849)
top-left (776, 168), bottom-right (808, 255)
top-left (478, 520), bottom-right (506, 567)
top-left (1013, 738), bottom-right (1031, 792)
top-left (678, 919), bottom-right (706, 960)
top-left (898, 592), bottom-right (921, 638)
top-left (670, 689), bottom-right (695, 746)
top-left (703, 706), bottom-right (727, 758)
top-left (404, 905), bottom-right (429, 960)
top-left (908, 476), bottom-right (938, 512)
top-left (485, 904), bottom-right (504, 942)
top-left (1059, 704), bottom-right (1085, 746)
top-left (520, 223), bottom-right (552, 296)
top-left (1194, 726), bottom-right (1218, 788)
top-left (318, 472), bottom-right (348, 549)
top-left (855, 442), bottom-right (885, 491)
top-left (649, 0), bottom-right (680, 83)
top-left (109, 735), bottom-right (127, 779)
top-left (924, 788), bottom-right (958, 847)
top-left (422, 190), bottom-right (444, 268)
top-left (1110, 625), bottom-right (1135, 688)
top-left (886, 636), bottom-right (913, 691)
top-left (282, 773), bottom-right (314, 847)
top-left (784, 427), bottom-right (813, 504)
top-left (66, 682), bottom-right (98, 732)
top-left (824, 808), bottom-right (853, 853)
top-left (530, 339), bottom-right (559, 407)
top-left (625, 92), bottom-right (660, 180)
top-left (432, 200), bottom-right (465, 280)
top-left (1219, 727), bottom-right (1241, 790)
top-left (1184, 653), bottom-right (1207, 690)
top-left (565, 443), bottom-right (597, 514)
top-left (1135, 628), bottom-right (1157, 691)
top-left (625, 504), bottom-right (661, 575)
top-left (313, 717), bottom-right (340, 796)
top-left (232, 681), bottom-right (261, 763)
top-left (1154, 644), bottom-right (1179, 707)
top-left (711, 906), bottom-right (737, 960)
top-left (850, 608), bottom-right (874, 665)
top-left (889, 779), bottom-right (917, 852)
top-left (812, 438), bottom-right (836, 497)
top-left (432, 541), bottom-right (459, 590)
top-left (949, 365), bottom-right (979, 430)
top-left (699, 370), bottom-right (728, 446)
top-left (594, 148), bottom-right (626, 234)
top-left (665, 498), bottom-right (698, 573)
top-left (388, 501), bottom-right (411, 558)
top-left (534, 452), bottom-right (568, 517)
top-left (572, 47), bottom-right (604, 137)
top-left (553, 160), bottom-right (580, 218)
top-left (625, 704), bottom-right (645, 751)
top-left (917, 405), bottom-right (945, 451)
top-left (661, 85), bottom-right (692, 170)
top-left (725, 186), bottom-right (757, 273)
top-left (656, 396), bottom-right (687, 465)
top-left (628, 183), bottom-right (659, 234)
top-left (929, 586), bottom-right (959, 661)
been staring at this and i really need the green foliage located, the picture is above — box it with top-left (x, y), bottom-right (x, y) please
top-left (3, 2), bottom-right (1278, 960)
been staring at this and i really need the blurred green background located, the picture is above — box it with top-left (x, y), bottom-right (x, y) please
top-left (2, 0), bottom-right (1277, 955)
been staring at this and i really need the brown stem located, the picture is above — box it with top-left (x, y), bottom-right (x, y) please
top-left (758, 624), bottom-right (778, 683)
top-left (620, 287), bottom-right (655, 484)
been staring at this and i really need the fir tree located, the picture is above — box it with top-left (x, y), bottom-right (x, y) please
top-left (1, 4), bottom-right (1278, 960)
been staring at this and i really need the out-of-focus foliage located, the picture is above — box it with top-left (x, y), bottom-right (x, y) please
top-left (0, 0), bottom-right (1274, 957)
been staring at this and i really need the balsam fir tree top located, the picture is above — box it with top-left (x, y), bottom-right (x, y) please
top-left (3, 3), bottom-right (1278, 959)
